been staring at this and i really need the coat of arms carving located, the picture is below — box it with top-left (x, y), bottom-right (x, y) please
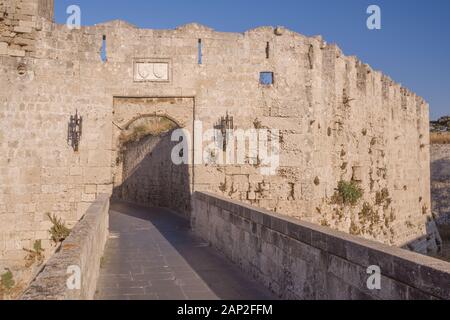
top-left (134, 60), bottom-right (170, 82)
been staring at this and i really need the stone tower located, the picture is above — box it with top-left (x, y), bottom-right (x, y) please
top-left (0, 0), bottom-right (54, 57)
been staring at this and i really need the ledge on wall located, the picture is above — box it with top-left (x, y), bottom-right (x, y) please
top-left (21, 194), bottom-right (110, 300)
top-left (192, 191), bottom-right (450, 300)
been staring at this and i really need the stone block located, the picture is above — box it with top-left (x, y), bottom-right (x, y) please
top-left (21, 167), bottom-right (41, 184)
top-left (84, 185), bottom-right (97, 194)
top-left (391, 256), bottom-right (421, 287)
top-left (19, 20), bottom-right (36, 29)
top-left (0, 42), bottom-right (7, 55)
top-left (70, 167), bottom-right (82, 176)
top-left (87, 149), bottom-right (111, 167)
top-left (324, 234), bottom-right (346, 258)
top-left (83, 167), bottom-right (112, 185)
top-left (310, 229), bottom-right (327, 251)
top-left (13, 26), bottom-right (33, 33)
top-left (97, 184), bottom-right (113, 194)
top-left (419, 264), bottom-right (450, 299)
top-left (346, 241), bottom-right (370, 267)
top-left (367, 248), bottom-right (394, 277)
top-left (270, 217), bottom-right (287, 234)
top-left (352, 166), bottom-right (364, 182)
top-left (8, 48), bottom-right (25, 57)
top-left (13, 37), bottom-right (35, 46)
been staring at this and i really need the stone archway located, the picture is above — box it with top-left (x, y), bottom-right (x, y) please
top-left (111, 97), bottom-right (195, 216)
top-left (113, 115), bottom-right (190, 214)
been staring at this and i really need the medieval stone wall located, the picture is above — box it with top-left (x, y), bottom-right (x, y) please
top-left (0, 1), bottom-right (440, 289)
top-left (22, 193), bottom-right (109, 300)
top-left (0, 0), bottom-right (53, 57)
top-left (192, 192), bottom-right (450, 300)
top-left (431, 145), bottom-right (450, 233)
top-left (111, 97), bottom-right (195, 216)
top-left (117, 133), bottom-right (191, 215)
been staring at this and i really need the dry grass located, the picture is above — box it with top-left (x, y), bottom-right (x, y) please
top-left (119, 119), bottom-right (178, 146)
top-left (430, 132), bottom-right (450, 145)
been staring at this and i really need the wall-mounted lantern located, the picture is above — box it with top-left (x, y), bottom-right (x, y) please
top-left (68, 110), bottom-right (83, 152)
top-left (214, 112), bottom-right (234, 151)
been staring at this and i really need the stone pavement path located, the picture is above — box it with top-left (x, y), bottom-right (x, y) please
top-left (95, 201), bottom-right (276, 300)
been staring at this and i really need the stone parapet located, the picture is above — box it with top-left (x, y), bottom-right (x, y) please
top-left (192, 192), bottom-right (450, 300)
top-left (21, 194), bottom-right (109, 300)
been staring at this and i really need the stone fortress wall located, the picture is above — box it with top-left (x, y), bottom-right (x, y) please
top-left (0, 0), bottom-right (53, 56)
top-left (431, 145), bottom-right (450, 235)
top-left (193, 192), bottom-right (450, 300)
top-left (0, 0), bottom-right (441, 288)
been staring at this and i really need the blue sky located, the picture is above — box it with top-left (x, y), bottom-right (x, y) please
top-left (54, 0), bottom-right (449, 120)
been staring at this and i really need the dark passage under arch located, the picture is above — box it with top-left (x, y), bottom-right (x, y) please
top-left (113, 115), bottom-right (191, 216)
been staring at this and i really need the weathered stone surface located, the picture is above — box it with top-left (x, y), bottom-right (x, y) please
top-left (0, 42), bottom-right (7, 55)
top-left (0, 0), bottom-right (51, 57)
top-left (95, 202), bottom-right (275, 300)
top-left (21, 194), bottom-right (109, 300)
top-left (192, 192), bottom-right (450, 300)
top-left (431, 145), bottom-right (450, 226)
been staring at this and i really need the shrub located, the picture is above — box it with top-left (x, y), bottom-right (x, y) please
top-left (23, 240), bottom-right (45, 268)
top-left (0, 270), bottom-right (15, 291)
top-left (333, 180), bottom-right (363, 206)
top-left (430, 132), bottom-right (450, 144)
top-left (47, 213), bottom-right (71, 244)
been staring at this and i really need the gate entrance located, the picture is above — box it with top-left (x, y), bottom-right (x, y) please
top-left (112, 97), bottom-right (194, 216)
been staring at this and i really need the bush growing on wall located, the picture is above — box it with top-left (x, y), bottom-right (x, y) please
top-left (333, 180), bottom-right (364, 206)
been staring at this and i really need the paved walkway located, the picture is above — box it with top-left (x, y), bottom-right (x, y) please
top-left (95, 201), bottom-right (275, 300)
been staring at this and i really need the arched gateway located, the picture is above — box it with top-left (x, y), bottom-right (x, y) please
top-left (111, 97), bottom-right (195, 216)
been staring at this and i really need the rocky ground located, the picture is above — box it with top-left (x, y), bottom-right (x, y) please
top-left (431, 144), bottom-right (450, 261)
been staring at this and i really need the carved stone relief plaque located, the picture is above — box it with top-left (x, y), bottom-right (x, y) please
top-left (134, 59), bottom-right (170, 82)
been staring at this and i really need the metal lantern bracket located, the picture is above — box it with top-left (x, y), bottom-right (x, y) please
top-left (68, 110), bottom-right (83, 152)
top-left (214, 112), bottom-right (234, 151)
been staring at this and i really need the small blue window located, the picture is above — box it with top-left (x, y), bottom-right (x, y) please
top-left (101, 35), bottom-right (107, 63)
top-left (260, 72), bottom-right (274, 85)
top-left (198, 39), bottom-right (203, 64)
